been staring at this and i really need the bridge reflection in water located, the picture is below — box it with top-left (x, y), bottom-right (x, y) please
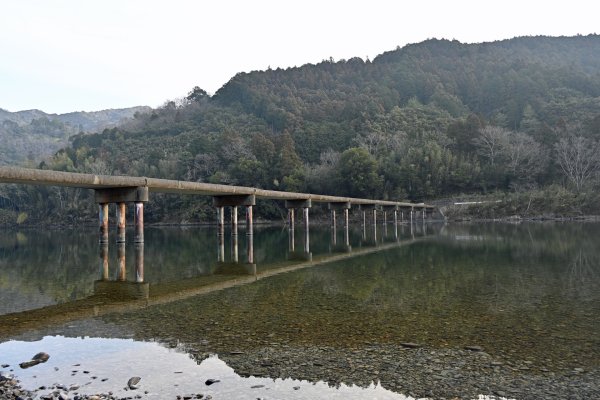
top-left (0, 218), bottom-right (441, 340)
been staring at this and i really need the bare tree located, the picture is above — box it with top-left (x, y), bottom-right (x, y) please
top-left (504, 131), bottom-right (547, 180)
top-left (555, 135), bottom-right (600, 191)
top-left (472, 126), bottom-right (510, 166)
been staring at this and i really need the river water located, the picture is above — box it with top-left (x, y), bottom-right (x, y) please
top-left (0, 221), bottom-right (598, 399)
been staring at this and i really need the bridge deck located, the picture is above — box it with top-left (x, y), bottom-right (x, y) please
top-left (0, 166), bottom-right (433, 208)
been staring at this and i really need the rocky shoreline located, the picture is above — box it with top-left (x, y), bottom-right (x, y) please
top-left (214, 344), bottom-right (599, 400)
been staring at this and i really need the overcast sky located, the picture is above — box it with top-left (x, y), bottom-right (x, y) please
top-left (1, 0), bottom-right (598, 114)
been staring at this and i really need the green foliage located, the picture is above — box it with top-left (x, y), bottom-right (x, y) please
top-left (338, 148), bottom-right (383, 198)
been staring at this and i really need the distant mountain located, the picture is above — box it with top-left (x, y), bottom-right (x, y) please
top-left (0, 106), bottom-right (151, 165)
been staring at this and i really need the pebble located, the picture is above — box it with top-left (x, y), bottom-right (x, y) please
top-left (127, 376), bottom-right (141, 390)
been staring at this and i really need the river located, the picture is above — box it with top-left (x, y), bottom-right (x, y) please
top-left (0, 221), bottom-right (598, 399)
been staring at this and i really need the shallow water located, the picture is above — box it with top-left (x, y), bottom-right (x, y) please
top-left (0, 221), bottom-right (598, 398)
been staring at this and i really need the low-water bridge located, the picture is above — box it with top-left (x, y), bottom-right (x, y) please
top-left (0, 166), bottom-right (436, 244)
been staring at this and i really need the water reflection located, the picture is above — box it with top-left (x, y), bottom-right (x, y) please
top-left (0, 222), bottom-right (598, 399)
top-left (0, 336), bottom-right (412, 400)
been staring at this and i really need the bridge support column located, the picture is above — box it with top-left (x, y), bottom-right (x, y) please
top-left (213, 195), bottom-right (255, 234)
top-left (95, 187), bottom-right (148, 244)
top-left (303, 206), bottom-right (310, 253)
top-left (116, 202), bottom-right (126, 243)
top-left (231, 206), bottom-right (238, 230)
top-left (285, 199), bottom-right (311, 256)
top-left (99, 203), bottom-right (109, 244)
top-left (134, 202), bottom-right (144, 243)
top-left (344, 208), bottom-right (350, 247)
top-left (394, 210), bottom-right (398, 240)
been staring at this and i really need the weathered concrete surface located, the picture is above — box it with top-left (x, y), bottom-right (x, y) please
top-left (0, 166), bottom-right (435, 209)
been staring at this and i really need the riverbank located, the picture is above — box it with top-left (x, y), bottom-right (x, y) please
top-left (1, 343), bottom-right (598, 400)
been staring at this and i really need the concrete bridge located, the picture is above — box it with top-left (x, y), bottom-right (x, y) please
top-left (0, 166), bottom-right (436, 245)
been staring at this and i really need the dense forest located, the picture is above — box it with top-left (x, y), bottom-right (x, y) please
top-left (2, 35), bottom-right (600, 224)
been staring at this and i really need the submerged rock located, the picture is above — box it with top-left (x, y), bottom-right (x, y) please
top-left (205, 378), bottom-right (220, 386)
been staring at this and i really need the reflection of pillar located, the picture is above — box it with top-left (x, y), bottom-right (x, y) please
top-left (303, 207), bottom-right (310, 253)
top-left (231, 226), bottom-right (239, 263)
top-left (134, 202), bottom-right (144, 243)
top-left (135, 243), bottom-right (144, 283)
top-left (246, 230), bottom-right (254, 264)
top-left (288, 218), bottom-right (295, 252)
top-left (117, 242), bottom-right (126, 281)
top-left (246, 205), bottom-right (254, 264)
top-left (383, 211), bottom-right (388, 237)
top-left (362, 210), bottom-right (367, 241)
top-left (116, 202), bottom-right (126, 243)
top-left (344, 209), bottom-right (350, 247)
top-left (100, 243), bottom-right (109, 280)
top-left (99, 203), bottom-right (109, 244)
top-left (331, 222), bottom-right (337, 246)
top-left (217, 206), bottom-right (225, 262)
top-left (373, 218), bottom-right (378, 242)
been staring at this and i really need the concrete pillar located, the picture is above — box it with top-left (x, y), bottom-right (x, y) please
top-left (100, 243), bottom-right (109, 280)
top-left (117, 242), bottom-right (126, 281)
top-left (331, 209), bottom-right (336, 229)
top-left (135, 243), bottom-right (144, 282)
top-left (288, 208), bottom-right (295, 229)
top-left (99, 203), bottom-right (109, 244)
top-left (384, 211), bottom-right (387, 226)
top-left (394, 210), bottom-right (399, 240)
top-left (401, 210), bottom-right (404, 223)
top-left (217, 207), bottom-right (225, 232)
top-left (246, 205), bottom-right (253, 234)
top-left (134, 202), bottom-right (144, 243)
top-left (373, 209), bottom-right (377, 226)
top-left (344, 209), bottom-right (350, 247)
top-left (288, 211), bottom-right (295, 253)
top-left (410, 207), bottom-right (414, 225)
top-left (116, 202), bottom-right (126, 243)
top-left (303, 207), bottom-right (310, 253)
top-left (231, 206), bottom-right (238, 230)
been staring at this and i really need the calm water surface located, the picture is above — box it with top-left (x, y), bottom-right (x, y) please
top-left (0, 221), bottom-right (598, 398)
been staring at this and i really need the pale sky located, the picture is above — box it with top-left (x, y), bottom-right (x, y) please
top-left (0, 0), bottom-right (598, 114)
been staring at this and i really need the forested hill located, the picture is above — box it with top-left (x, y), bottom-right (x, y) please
top-left (4, 35), bottom-right (600, 224)
top-left (0, 106), bottom-right (150, 166)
